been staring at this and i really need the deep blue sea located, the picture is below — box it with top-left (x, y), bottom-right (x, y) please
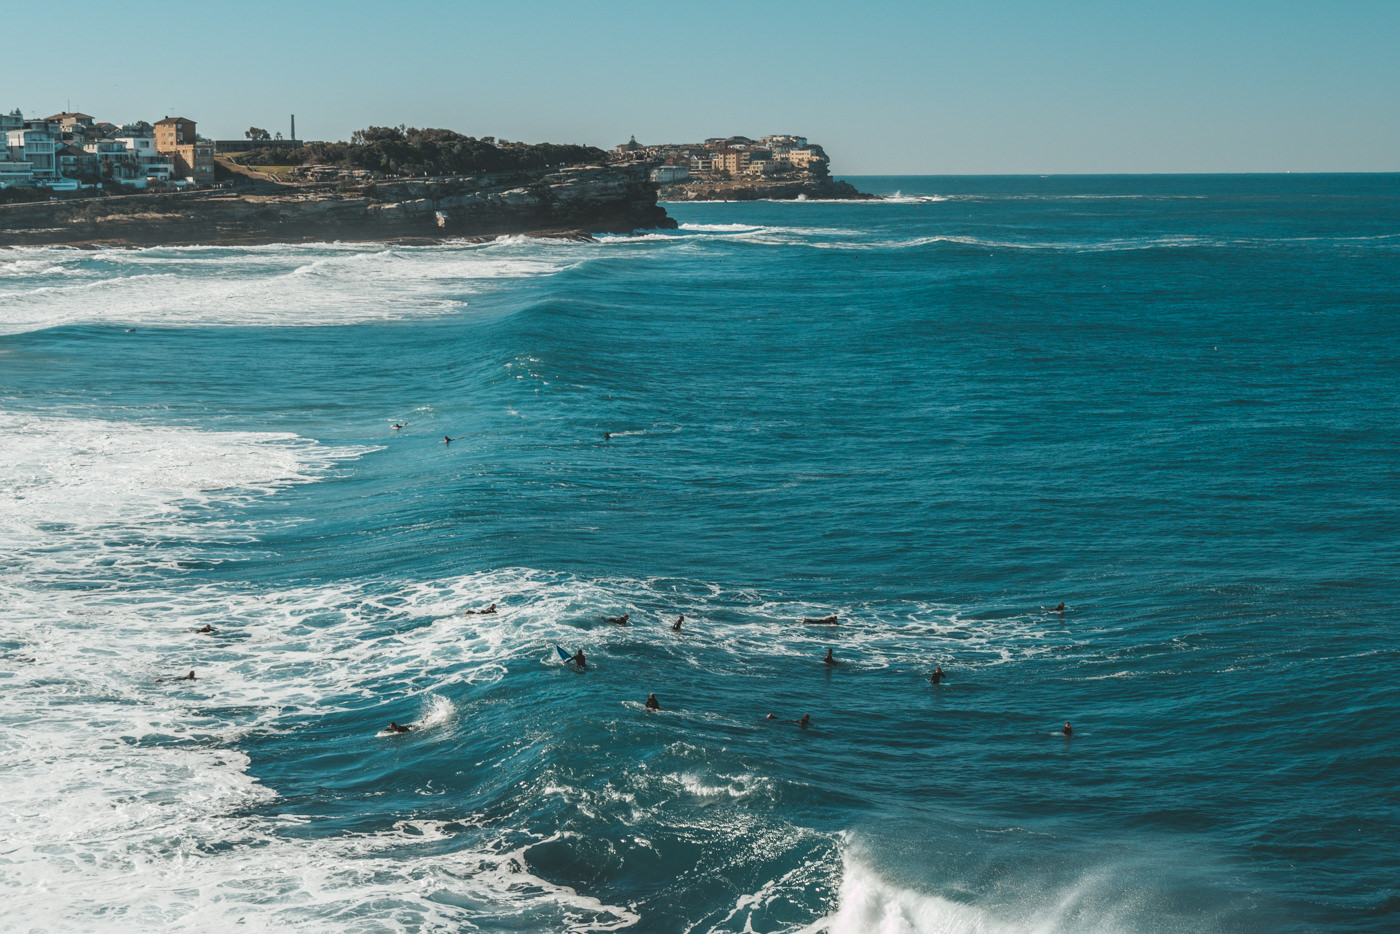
top-left (2, 174), bottom-right (1398, 933)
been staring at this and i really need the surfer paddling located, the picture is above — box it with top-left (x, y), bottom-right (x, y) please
top-left (156, 670), bottom-right (197, 683)
top-left (442, 435), bottom-right (465, 445)
top-left (767, 713), bottom-right (812, 729)
top-left (802, 614), bottom-right (838, 625)
top-left (464, 603), bottom-right (497, 615)
top-left (195, 623), bottom-right (215, 634)
top-left (387, 722), bottom-right (413, 733)
top-left (1053, 602), bottom-right (1065, 613)
top-left (602, 614), bottom-right (629, 625)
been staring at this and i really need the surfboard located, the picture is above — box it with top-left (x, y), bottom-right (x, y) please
top-left (555, 645), bottom-right (573, 662)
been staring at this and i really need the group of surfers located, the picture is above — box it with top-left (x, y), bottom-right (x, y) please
top-left (377, 601), bottom-right (1070, 737)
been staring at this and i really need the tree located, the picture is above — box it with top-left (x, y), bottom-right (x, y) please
top-left (245, 127), bottom-right (271, 141)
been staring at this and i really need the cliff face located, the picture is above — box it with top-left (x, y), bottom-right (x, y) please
top-left (0, 164), bottom-right (675, 248)
top-left (658, 177), bottom-right (874, 202)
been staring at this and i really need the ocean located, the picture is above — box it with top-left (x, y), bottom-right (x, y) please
top-left (2, 174), bottom-right (1397, 933)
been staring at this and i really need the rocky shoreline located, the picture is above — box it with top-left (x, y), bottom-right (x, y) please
top-left (657, 177), bottom-right (876, 202)
top-left (0, 164), bottom-right (674, 249)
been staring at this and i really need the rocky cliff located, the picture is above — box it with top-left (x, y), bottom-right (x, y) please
top-left (0, 164), bottom-right (675, 248)
top-left (658, 177), bottom-right (875, 202)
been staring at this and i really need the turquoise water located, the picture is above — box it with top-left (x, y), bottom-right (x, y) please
top-left (2, 174), bottom-right (1397, 932)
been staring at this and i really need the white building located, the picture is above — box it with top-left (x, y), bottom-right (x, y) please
top-left (650, 165), bottom-right (691, 183)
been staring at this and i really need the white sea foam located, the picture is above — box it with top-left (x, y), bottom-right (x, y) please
top-left (0, 241), bottom-right (590, 336)
top-left (0, 414), bottom-right (647, 931)
top-left (794, 848), bottom-right (1215, 934)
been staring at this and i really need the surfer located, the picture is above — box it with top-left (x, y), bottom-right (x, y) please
top-left (1062, 722), bottom-right (1073, 737)
top-left (802, 615), bottom-right (838, 625)
top-left (572, 649), bottom-right (587, 667)
top-left (195, 623), bottom-right (215, 634)
top-left (672, 615), bottom-right (684, 631)
top-left (604, 432), bottom-right (611, 441)
top-left (387, 721), bottom-right (412, 733)
top-left (766, 713), bottom-right (812, 729)
top-left (391, 423), bottom-right (405, 430)
top-left (442, 435), bottom-right (465, 444)
top-left (1054, 602), bottom-right (1065, 613)
top-left (157, 670), bottom-right (197, 682)
top-left (603, 614), bottom-right (629, 625)
top-left (645, 693), bottom-right (660, 710)
top-left (824, 648), bottom-right (836, 665)
top-left (465, 603), bottom-right (497, 615)
top-left (930, 666), bottom-right (945, 684)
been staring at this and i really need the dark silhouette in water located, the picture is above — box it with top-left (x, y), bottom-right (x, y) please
top-left (824, 648), bottom-right (836, 665)
top-left (602, 614), bottom-right (629, 625)
top-left (802, 615), bottom-right (838, 625)
top-left (465, 603), bottom-right (497, 614)
top-left (930, 666), bottom-right (945, 684)
top-left (645, 693), bottom-right (660, 710)
top-left (387, 722), bottom-right (412, 733)
top-left (673, 615), bottom-right (684, 631)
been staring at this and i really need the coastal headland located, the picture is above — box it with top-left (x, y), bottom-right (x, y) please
top-left (610, 133), bottom-right (875, 202)
top-left (0, 163), bottom-right (675, 249)
top-left (657, 176), bottom-right (873, 202)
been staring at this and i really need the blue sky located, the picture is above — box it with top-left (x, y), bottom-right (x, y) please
top-left (6, 0), bottom-right (1397, 173)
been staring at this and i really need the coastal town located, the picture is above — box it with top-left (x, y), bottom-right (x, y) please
top-left (609, 133), bottom-right (831, 184)
top-left (1, 109), bottom-right (218, 192)
top-left (0, 107), bottom-right (871, 247)
top-left (609, 133), bottom-right (870, 200)
top-left (2, 105), bottom-right (860, 201)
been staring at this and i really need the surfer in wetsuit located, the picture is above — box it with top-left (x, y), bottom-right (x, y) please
top-left (572, 649), bottom-right (586, 668)
top-left (465, 603), bottom-right (497, 615)
top-left (1054, 602), bottom-right (1065, 613)
top-left (158, 670), bottom-right (196, 682)
top-left (824, 648), bottom-right (836, 665)
top-left (195, 624), bottom-right (215, 634)
top-left (766, 713), bottom-right (812, 729)
top-left (604, 432), bottom-right (611, 441)
top-left (802, 615), bottom-right (838, 625)
top-left (1062, 722), bottom-right (1073, 737)
top-left (930, 666), bottom-right (945, 684)
top-left (645, 693), bottom-right (660, 710)
top-left (673, 615), bottom-right (684, 631)
top-left (387, 721), bottom-right (412, 733)
top-left (603, 614), bottom-right (629, 625)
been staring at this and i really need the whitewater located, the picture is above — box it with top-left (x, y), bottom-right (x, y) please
top-left (2, 174), bottom-right (1397, 933)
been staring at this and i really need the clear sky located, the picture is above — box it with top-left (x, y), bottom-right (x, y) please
top-left (6, 0), bottom-right (1397, 174)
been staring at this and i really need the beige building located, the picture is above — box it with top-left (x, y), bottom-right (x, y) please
top-left (712, 149), bottom-right (747, 174)
top-left (154, 116), bottom-right (214, 184)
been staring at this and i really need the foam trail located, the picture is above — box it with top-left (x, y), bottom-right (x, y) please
top-left (0, 241), bottom-right (592, 336)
